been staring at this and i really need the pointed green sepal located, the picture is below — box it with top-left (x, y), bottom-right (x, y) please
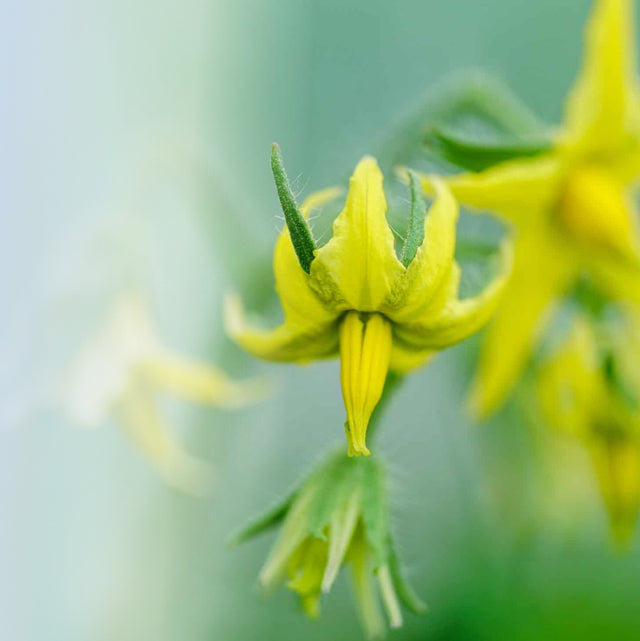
top-left (361, 457), bottom-right (389, 568)
top-left (271, 143), bottom-right (317, 273)
top-left (307, 453), bottom-right (358, 540)
top-left (387, 535), bottom-right (428, 615)
top-left (401, 171), bottom-right (427, 267)
top-left (227, 489), bottom-right (298, 547)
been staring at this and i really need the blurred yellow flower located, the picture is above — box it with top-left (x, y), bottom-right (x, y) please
top-left (418, 0), bottom-right (640, 418)
top-left (227, 150), bottom-right (510, 456)
top-left (538, 314), bottom-right (640, 544)
top-left (60, 294), bottom-right (268, 493)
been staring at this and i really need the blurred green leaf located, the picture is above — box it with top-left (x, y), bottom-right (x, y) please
top-left (378, 70), bottom-right (553, 174)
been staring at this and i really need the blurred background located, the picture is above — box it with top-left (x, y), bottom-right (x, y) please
top-left (3, 0), bottom-right (640, 639)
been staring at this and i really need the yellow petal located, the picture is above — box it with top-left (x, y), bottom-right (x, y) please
top-left (225, 294), bottom-right (339, 363)
top-left (392, 241), bottom-right (512, 352)
top-left (312, 157), bottom-right (405, 311)
top-left (590, 251), bottom-right (640, 307)
top-left (590, 435), bottom-right (640, 547)
top-left (227, 187), bottom-right (343, 363)
top-left (287, 537), bottom-right (329, 619)
top-left (115, 382), bottom-right (212, 494)
top-left (381, 178), bottom-right (458, 323)
top-left (137, 351), bottom-right (270, 408)
top-left (389, 342), bottom-right (435, 374)
top-left (471, 230), bottom-right (577, 418)
top-left (564, 0), bottom-right (640, 153)
top-left (417, 154), bottom-right (562, 225)
top-left (274, 192), bottom-right (342, 327)
top-left (339, 312), bottom-right (392, 457)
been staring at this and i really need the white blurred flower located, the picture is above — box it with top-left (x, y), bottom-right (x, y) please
top-left (60, 293), bottom-right (269, 493)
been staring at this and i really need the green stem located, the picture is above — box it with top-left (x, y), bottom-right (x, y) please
top-left (366, 372), bottom-right (404, 445)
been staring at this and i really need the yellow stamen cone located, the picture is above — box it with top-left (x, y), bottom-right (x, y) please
top-left (339, 312), bottom-right (392, 457)
top-left (560, 165), bottom-right (638, 259)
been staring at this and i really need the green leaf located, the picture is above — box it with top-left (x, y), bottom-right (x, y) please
top-left (377, 70), bottom-right (552, 173)
top-left (420, 72), bottom-right (552, 171)
top-left (400, 171), bottom-right (427, 268)
top-left (424, 125), bottom-right (552, 172)
top-left (270, 143), bottom-right (316, 273)
top-left (227, 488), bottom-right (298, 547)
top-left (387, 534), bottom-right (428, 615)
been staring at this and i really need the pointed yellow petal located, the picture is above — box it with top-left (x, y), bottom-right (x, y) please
top-left (227, 186), bottom-right (344, 363)
top-left (392, 241), bottom-right (512, 354)
top-left (138, 351), bottom-right (270, 408)
top-left (417, 154), bottom-right (562, 225)
top-left (471, 231), bottom-right (577, 418)
top-left (274, 195), bottom-right (341, 327)
top-left (590, 435), bottom-right (640, 547)
top-left (339, 312), bottom-right (392, 457)
top-left (389, 342), bottom-right (435, 374)
top-left (312, 157), bottom-right (405, 311)
top-left (564, 0), bottom-right (640, 152)
top-left (115, 383), bottom-right (213, 494)
top-left (225, 294), bottom-right (339, 363)
top-left (382, 178), bottom-right (458, 323)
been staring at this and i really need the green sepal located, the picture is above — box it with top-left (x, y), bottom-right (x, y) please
top-left (227, 488), bottom-right (298, 547)
top-left (361, 457), bottom-right (389, 569)
top-left (400, 171), bottom-right (427, 268)
top-left (307, 453), bottom-right (359, 539)
top-left (270, 143), bottom-right (317, 273)
top-left (387, 534), bottom-right (428, 615)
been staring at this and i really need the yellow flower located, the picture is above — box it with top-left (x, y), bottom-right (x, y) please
top-left (61, 293), bottom-right (268, 493)
top-left (227, 147), bottom-right (510, 456)
top-left (417, 0), bottom-right (640, 418)
top-left (538, 314), bottom-right (640, 545)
